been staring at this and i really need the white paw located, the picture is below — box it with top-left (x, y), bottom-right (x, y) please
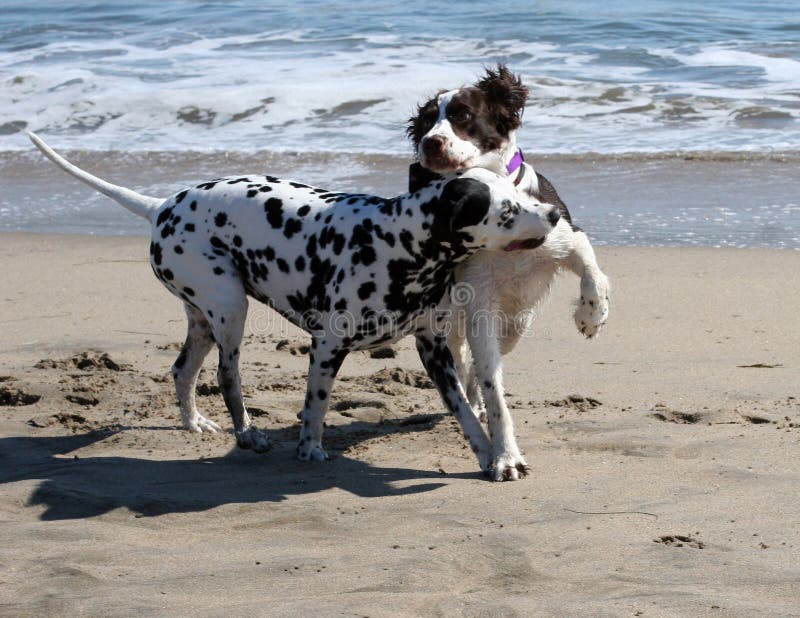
top-left (235, 427), bottom-right (271, 453)
top-left (489, 452), bottom-right (531, 482)
top-left (196, 414), bottom-right (221, 433)
top-left (575, 273), bottom-right (610, 338)
top-left (185, 413), bottom-right (221, 434)
top-left (296, 439), bottom-right (329, 462)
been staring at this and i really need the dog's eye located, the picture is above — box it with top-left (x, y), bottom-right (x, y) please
top-left (500, 200), bottom-right (520, 222)
top-left (449, 109), bottom-right (471, 123)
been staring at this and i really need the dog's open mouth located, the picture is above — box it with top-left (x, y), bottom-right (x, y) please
top-left (504, 237), bottom-right (545, 251)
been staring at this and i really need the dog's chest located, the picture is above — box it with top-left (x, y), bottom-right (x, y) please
top-left (455, 249), bottom-right (560, 315)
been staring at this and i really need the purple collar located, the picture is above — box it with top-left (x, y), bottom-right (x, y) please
top-left (506, 149), bottom-right (524, 175)
top-left (506, 149), bottom-right (526, 186)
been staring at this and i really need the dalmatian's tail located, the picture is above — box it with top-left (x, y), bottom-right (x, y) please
top-left (28, 132), bottom-right (162, 223)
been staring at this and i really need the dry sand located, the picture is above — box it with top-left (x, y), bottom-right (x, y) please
top-left (1, 233), bottom-right (799, 616)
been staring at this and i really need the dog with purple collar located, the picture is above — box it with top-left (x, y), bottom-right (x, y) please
top-left (408, 65), bottom-right (611, 481)
top-left (29, 131), bottom-right (561, 476)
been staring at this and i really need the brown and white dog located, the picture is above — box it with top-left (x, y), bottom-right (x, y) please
top-left (408, 65), bottom-right (610, 481)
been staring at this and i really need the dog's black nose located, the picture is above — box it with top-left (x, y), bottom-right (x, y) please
top-left (547, 207), bottom-right (561, 227)
top-left (421, 135), bottom-right (446, 157)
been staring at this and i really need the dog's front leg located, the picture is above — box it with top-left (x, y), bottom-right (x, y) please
top-left (467, 326), bottom-right (530, 482)
top-left (296, 339), bottom-right (347, 462)
top-left (415, 332), bottom-right (491, 473)
top-left (523, 174), bottom-right (609, 338)
top-left (568, 231), bottom-right (610, 338)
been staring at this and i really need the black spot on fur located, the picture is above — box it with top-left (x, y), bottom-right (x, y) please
top-left (305, 235), bottom-right (317, 258)
top-left (215, 212), bottom-right (228, 227)
top-left (150, 242), bottom-right (163, 266)
top-left (284, 218), bottom-right (302, 239)
top-left (357, 281), bottom-right (376, 300)
top-left (156, 206), bottom-right (173, 227)
top-left (265, 198), bottom-right (284, 229)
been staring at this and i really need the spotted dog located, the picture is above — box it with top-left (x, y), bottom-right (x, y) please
top-left (29, 132), bottom-right (559, 474)
top-left (408, 65), bottom-right (611, 480)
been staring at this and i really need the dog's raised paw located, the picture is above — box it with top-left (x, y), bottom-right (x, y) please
top-left (574, 273), bottom-right (610, 338)
top-left (236, 427), bottom-right (271, 453)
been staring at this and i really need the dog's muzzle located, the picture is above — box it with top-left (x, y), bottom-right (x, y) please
top-left (504, 206), bottom-right (560, 251)
top-left (503, 237), bottom-right (546, 251)
top-left (420, 135), bottom-right (464, 172)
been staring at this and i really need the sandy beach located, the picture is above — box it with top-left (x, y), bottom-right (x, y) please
top-left (1, 233), bottom-right (798, 616)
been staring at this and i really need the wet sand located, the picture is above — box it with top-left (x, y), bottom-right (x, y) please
top-left (3, 149), bottom-right (800, 248)
top-left (1, 233), bottom-right (799, 616)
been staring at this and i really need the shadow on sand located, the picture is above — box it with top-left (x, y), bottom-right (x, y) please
top-left (1, 415), bottom-right (478, 521)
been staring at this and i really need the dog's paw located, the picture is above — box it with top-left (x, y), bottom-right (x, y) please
top-left (489, 452), bottom-right (531, 482)
top-left (296, 439), bottom-right (329, 462)
top-left (187, 413), bottom-right (221, 434)
top-left (235, 427), bottom-right (271, 453)
top-left (574, 272), bottom-right (610, 338)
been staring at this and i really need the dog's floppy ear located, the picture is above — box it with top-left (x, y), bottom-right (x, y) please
top-left (408, 162), bottom-right (444, 193)
top-left (406, 90), bottom-right (447, 148)
top-left (475, 64), bottom-right (529, 134)
top-left (431, 177), bottom-right (491, 243)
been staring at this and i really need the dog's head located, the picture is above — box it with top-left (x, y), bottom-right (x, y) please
top-left (407, 65), bottom-right (529, 174)
top-left (428, 167), bottom-right (559, 253)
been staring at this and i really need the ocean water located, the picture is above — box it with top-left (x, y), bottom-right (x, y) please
top-left (2, 0), bottom-right (799, 153)
top-left (1, 1), bottom-right (799, 245)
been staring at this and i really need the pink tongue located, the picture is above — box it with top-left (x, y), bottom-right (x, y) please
top-left (504, 240), bottom-right (523, 251)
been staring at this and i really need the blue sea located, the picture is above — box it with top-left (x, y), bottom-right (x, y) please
top-left (1, 1), bottom-right (799, 246)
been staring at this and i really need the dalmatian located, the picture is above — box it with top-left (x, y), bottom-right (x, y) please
top-left (407, 65), bottom-right (611, 480)
top-left (29, 132), bottom-right (560, 476)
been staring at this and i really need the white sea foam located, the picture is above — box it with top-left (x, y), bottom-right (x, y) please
top-left (2, 1), bottom-right (800, 157)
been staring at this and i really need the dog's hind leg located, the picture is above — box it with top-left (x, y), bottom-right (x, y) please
top-left (173, 304), bottom-right (220, 433)
top-left (296, 339), bottom-right (348, 462)
top-left (448, 318), bottom-right (485, 420)
top-left (463, 363), bottom-right (485, 421)
top-left (193, 281), bottom-right (269, 453)
top-left (415, 331), bottom-right (491, 473)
